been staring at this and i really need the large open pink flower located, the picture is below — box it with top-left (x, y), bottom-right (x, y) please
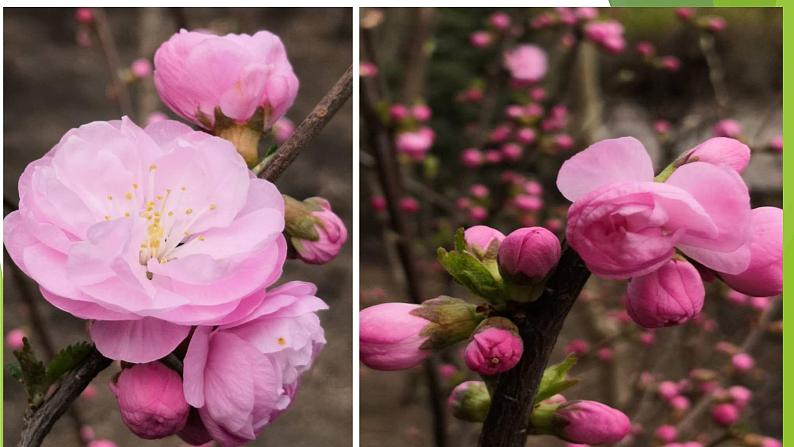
top-left (4, 118), bottom-right (287, 363)
top-left (154, 29), bottom-right (299, 130)
top-left (557, 137), bottom-right (752, 279)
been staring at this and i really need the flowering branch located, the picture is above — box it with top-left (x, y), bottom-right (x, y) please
top-left (253, 65), bottom-right (353, 180)
top-left (478, 245), bottom-right (591, 447)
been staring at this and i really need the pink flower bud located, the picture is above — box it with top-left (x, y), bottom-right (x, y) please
top-left (720, 207), bottom-right (782, 297)
top-left (731, 353), bottom-right (754, 373)
top-left (360, 303), bottom-right (431, 370)
top-left (711, 403), bottom-right (740, 426)
top-left (531, 87), bottom-right (546, 101)
top-left (761, 438), bottom-right (783, 447)
top-left (706, 16), bottom-right (727, 32)
top-left (639, 331), bottom-right (655, 346)
top-left (75, 7), bottom-right (94, 24)
top-left (728, 385), bottom-right (752, 408)
top-left (448, 381), bottom-right (491, 422)
top-left (88, 440), bottom-right (118, 447)
top-left (456, 197), bottom-right (472, 210)
top-left (80, 425), bottom-right (95, 442)
top-left (463, 318), bottom-right (523, 375)
top-left (485, 149), bottom-right (503, 164)
top-left (360, 61), bottom-right (379, 78)
top-left (769, 135), bottom-right (783, 153)
top-left (636, 41), bottom-right (655, 57)
top-left (81, 384), bottom-right (98, 400)
top-left (662, 56), bottom-right (681, 72)
top-left (657, 381), bottom-right (680, 401)
top-left (470, 31), bottom-right (493, 48)
top-left (545, 217), bottom-right (563, 233)
top-left (438, 363), bottom-right (458, 380)
top-left (670, 395), bottom-right (690, 411)
top-left (273, 117), bottom-right (295, 143)
top-left (524, 180), bottom-right (543, 196)
top-left (514, 194), bottom-right (543, 212)
top-left (411, 104), bottom-right (432, 122)
top-left (109, 363), bottom-right (189, 439)
top-left (525, 103), bottom-right (544, 118)
top-left (498, 227), bottom-right (561, 280)
top-left (655, 425), bottom-right (678, 442)
top-left (654, 120), bottom-right (672, 135)
top-left (516, 128), bottom-right (537, 144)
top-left (464, 225), bottom-right (506, 258)
top-left (554, 400), bottom-right (631, 444)
top-left (489, 12), bottom-right (511, 31)
top-left (584, 21), bottom-right (626, 54)
top-left (555, 134), bottom-right (575, 150)
top-left (130, 58), bottom-right (152, 79)
top-left (489, 125), bottom-right (512, 143)
top-left (469, 206), bottom-right (488, 222)
top-left (154, 30), bottom-right (298, 131)
top-left (712, 119), bottom-right (742, 138)
top-left (625, 259), bottom-right (705, 328)
top-left (749, 297), bottom-right (770, 311)
top-left (400, 197), bottom-right (420, 214)
top-left (501, 143), bottom-right (523, 161)
top-left (5, 328), bottom-right (25, 350)
top-left (461, 148), bottom-right (484, 167)
top-left (395, 127), bottom-right (435, 161)
top-left (505, 105), bottom-right (524, 120)
top-left (370, 195), bottom-right (386, 212)
top-left (681, 137), bottom-right (751, 173)
top-left (290, 198), bottom-right (347, 265)
top-left (470, 184), bottom-right (489, 199)
top-left (389, 104), bottom-right (409, 121)
top-left (676, 8), bottom-right (695, 21)
top-left (564, 339), bottom-right (590, 356)
top-left (596, 347), bottom-right (614, 362)
top-left (503, 45), bottom-right (548, 84)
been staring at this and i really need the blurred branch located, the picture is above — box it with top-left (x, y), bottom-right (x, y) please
top-left (136, 8), bottom-right (166, 118)
top-left (253, 65), bottom-right (353, 181)
top-left (478, 245), bottom-right (591, 447)
top-left (93, 8), bottom-right (134, 118)
top-left (361, 36), bottom-right (448, 446)
top-left (18, 348), bottom-right (111, 447)
top-left (398, 8), bottom-right (435, 103)
top-left (698, 32), bottom-right (729, 115)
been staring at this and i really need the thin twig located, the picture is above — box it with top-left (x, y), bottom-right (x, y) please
top-left (93, 8), bottom-right (134, 118)
top-left (253, 65), bottom-right (353, 180)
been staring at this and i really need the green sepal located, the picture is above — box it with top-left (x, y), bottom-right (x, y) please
top-left (412, 296), bottom-right (486, 350)
top-left (13, 338), bottom-right (48, 408)
top-left (438, 229), bottom-right (509, 305)
top-left (283, 195), bottom-right (320, 241)
top-left (534, 355), bottom-right (580, 404)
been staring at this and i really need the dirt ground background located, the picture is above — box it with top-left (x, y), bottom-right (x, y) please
top-left (4, 8), bottom-right (352, 447)
top-left (360, 8), bottom-right (781, 447)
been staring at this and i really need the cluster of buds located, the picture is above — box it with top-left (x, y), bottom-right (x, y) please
top-left (584, 20), bottom-right (626, 54)
top-left (390, 103), bottom-right (435, 162)
top-left (530, 7), bottom-right (599, 31)
top-left (455, 184), bottom-right (491, 222)
top-left (633, 41), bottom-right (682, 73)
top-left (468, 11), bottom-right (515, 49)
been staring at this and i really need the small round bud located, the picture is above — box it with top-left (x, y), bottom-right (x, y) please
top-left (711, 402), bottom-right (740, 426)
top-left (5, 328), bottom-right (25, 350)
top-left (498, 227), bottom-right (561, 280)
top-left (463, 317), bottom-right (523, 376)
top-left (626, 259), bottom-right (704, 328)
top-left (448, 381), bottom-right (491, 422)
top-left (464, 225), bottom-right (505, 259)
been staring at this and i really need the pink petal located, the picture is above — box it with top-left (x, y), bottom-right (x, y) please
top-left (720, 207), bottom-right (783, 296)
top-left (682, 137), bottom-right (751, 173)
top-left (90, 318), bottom-right (191, 363)
top-left (557, 137), bottom-right (655, 202)
top-left (183, 325), bottom-right (212, 407)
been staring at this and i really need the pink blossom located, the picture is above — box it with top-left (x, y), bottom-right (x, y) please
top-left (635, 41), bottom-right (655, 57)
top-left (726, 289), bottom-right (750, 304)
top-left (360, 303), bottom-right (430, 370)
top-left (544, 218), bottom-right (563, 233)
top-left (564, 339), bottom-right (590, 356)
top-left (395, 127), bottom-right (435, 161)
top-left (470, 184), bottom-right (489, 199)
top-left (661, 56), bottom-right (681, 72)
top-left (5, 328), bottom-right (25, 350)
top-left (438, 363), bottom-right (458, 380)
top-left (555, 400), bottom-right (631, 444)
top-left (531, 87), bottom-right (546, 101)
top-left (456, 197), bottom-right (472, 210)
top-left (360, 61), bottom-right (379, 78)
top-left (712, 119), bottom-right (742, 138)
top-left (731, 353), bottom-right (754, 373)
top-left (370, 196), bottom-right (386, 212)
top-left (596, 347), bottom-right (614, 362)
top-left (749, 296), bottom-right (771, 311)
top-left (670, 395), bottom-right (690, 411)
top-left (463, 324), bottom-right (523, 375)
top-left (516, 128), bottom-right (537, 144)
top-left (469, 206), bottom-right (488, 222)
top-left (470, 31), bottom-right (493, 48)
top-left (727, 385), bottom-right (752, 408)
top-left (154, 30), bottom-right (298, 131)
top-left (657, 381), bottom-right (680, 401)
top-left (489, 12), bottom-right (511, 31)
top-left (557, 137), bottom-right (752, 280)
top-left (290, 198), bottom-right (347, 265)
top-left (676, 8), bottom-right (695, 21)
top-left (412, 104), bottom-right (432, 122)
top-left (626, 259), bottom-right (705, 328)
top-left (514, 194), bottom-right (543, 212)
top-left (655, 425), bottom-right (678, 443)
top-left (461, 148), bottom-right (484, 168)
top-left (272, 117), bottom-right (295, 143)
top-left (575, 8), bottom-right (599, 21)
top-left (680, 137), bottom-right (751, 173)
top-left (555, 134), bottom-right (575, 150)
top-left (639, 331), bottom-right (655, 346)
top-left (3, 118), bottom-right (287, 363)
top-left (584, 21), bottom-right (626, 54)
top-left (705, 16), bottom-right (727, 32)
top-left (525, 103), bottom-right (544, 119)
top-left (81, 384), bottom-right (98, 400)
top-left (498, 227), bottom-right (560, 280)
top-left (80, 426), bottom-right (95, 442)
top-left (389, 104), bottom-right (409, 121)
top-left (505, 105), bottom-right (524, 120)
top-left (75, 7), bottom-right (94, 24)
top-left (719, 207), bottom-right (782, 297)
top-left (761, 438), bottom-right (782, 447)
top-left (524, 180), bottom-right (543, 196)
top-left (501, 143), bottom-right (523, 161)
top-left (88, 440), bottom-right (118, 447)
top-left (654, 120), bottom-right (672, 135)
top-left (182, 282), bottom-right (327, 446)
top-left (400, 197), bottom-right (420, 214)
top-left (489, 125), bottom-right (512, 143)
top-left (110, 362), bottom-right (189, 439)
top-left (131, 58), bottom-right (152, 79)
top-left (485, 149), bottom-right (503, 164)
top-left (711, 403), bottom-right (740, 426)
top-left (503, 45), bottom-right (548, 83)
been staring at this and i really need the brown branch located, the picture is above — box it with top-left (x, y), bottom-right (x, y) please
top-left (253, 65), bottom-right (352, 181)
top-left (18, 348), bottom-right (112, 447)
top-left (93, 8), bottom-right (134, 118)
top-left (478, 245), bottom-right (591, 447)
top-left (398, 8), bottom-right (435, 103)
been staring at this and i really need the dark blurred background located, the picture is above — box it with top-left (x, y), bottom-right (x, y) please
top-left (360, 8), bottom-right (781, 447)
top-left (4, 7), bottom-right (352, 447)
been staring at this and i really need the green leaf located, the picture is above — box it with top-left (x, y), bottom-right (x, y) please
top-left (437, 247), bottom-right (508, 304)
top-left (46, 341), bottom-right (92, 385)
top-left (7, 363), bottom-right (23, 383)
top-left (13, 338), bottom-right (48, 407)
top-left (263, 144), bottom-right (279, 159)
top-left (453, 227), bottom-right (467, 252)
top-left (534, 355), bottom-right (579, 404)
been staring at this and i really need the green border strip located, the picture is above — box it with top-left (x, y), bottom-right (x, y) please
top-left (783, 4), bottom-right (790, 447)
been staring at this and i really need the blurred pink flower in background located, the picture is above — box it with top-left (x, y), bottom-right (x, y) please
top-left (5, 328), bottom-right (25, 350)
top-left (395, 127), bottom-right (435, 161)
top-left (470, 31), bottom-right (493, 48)
top-left (75, 7), bottom-right (94, 24)
top-left (273, 117), bottom-right (295, 143)
top-left (131, 58), bottom-right (152, 79)
top-left (360, 61), bottom-right (379, 78)
top-left (3, 118), bottom-right (287, 363)
top-left (400, 197), bottom-right (421, 214)
top-left (584, 20), bottom-right (625, 53)
top-left (154, 30), bottom-right (298, 130)
top-left (489, 12), bottom-right (511, 31)
top-left (461, 148), bottom-right (484, 167)
top-left (661, 56), bottom-right (682, 72)
top-left (712, 119), bottom-right (742, 138)
top-left (503, 44), bottom-right (548, 84)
